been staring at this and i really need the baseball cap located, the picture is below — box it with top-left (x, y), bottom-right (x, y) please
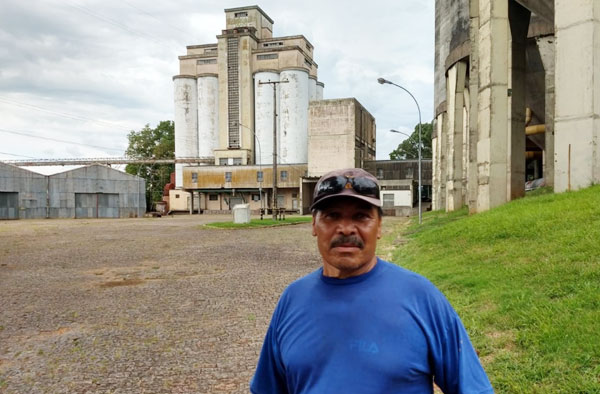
top-left (310, 168), bottom-right (381, 211)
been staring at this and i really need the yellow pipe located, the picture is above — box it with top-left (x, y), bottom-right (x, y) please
top-left (526, 124), bottom-right (545, 136)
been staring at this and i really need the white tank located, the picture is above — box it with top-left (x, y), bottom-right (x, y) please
top-left (197, 74), bottom-right (219, 158)
top-left (254, 71), bottom-right (280, 166)
top-left (316, 81), bottom-right (324, 100)
top-left (279, 69), bottom-right (309, 164)
top-left (173, 76), bottom-right (198, 188)
top-left (309, 77), bottom-right (317, 101)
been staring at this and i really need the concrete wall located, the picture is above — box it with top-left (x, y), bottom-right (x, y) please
top-left (307, 98), bottom-right (375, 177)
top-left (0, 163), bottom-right (47, 219)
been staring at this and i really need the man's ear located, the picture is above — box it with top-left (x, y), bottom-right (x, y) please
top-left (311, 212), bottom-right (317, 236)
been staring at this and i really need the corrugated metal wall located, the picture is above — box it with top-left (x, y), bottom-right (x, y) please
top-left (0, 163), bottom-right (146, 220)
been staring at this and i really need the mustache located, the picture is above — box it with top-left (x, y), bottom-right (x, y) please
top-left (330, 235), bottom-right (364, 249)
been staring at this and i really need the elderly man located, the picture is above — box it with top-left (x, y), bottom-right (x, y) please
top-left (251, 168), bottom-right (493, 393)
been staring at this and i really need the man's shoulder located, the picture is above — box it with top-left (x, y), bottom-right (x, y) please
top-left (377, 259), bottom-right (447, 300)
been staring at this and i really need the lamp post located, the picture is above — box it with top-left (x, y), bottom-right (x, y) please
top-left (378, 77), bottom-right (422, 224)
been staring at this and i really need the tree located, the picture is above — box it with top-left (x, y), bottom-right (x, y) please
top-left (125, 121), bottom-right (175, 209)
top-left (389, 121), bottom-right (433, 160)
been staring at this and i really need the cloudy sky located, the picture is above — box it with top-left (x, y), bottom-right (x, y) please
top-left (0, 0), bottom-right (434, 173)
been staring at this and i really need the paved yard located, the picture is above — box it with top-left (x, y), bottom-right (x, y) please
top-left (0, 214), bottom-right (406, 393)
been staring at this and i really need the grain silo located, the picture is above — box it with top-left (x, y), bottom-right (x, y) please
top-left (254, 71), bottom-right (280, 165)
top-left (173, 75), bottom-right (198, 188)
top-left (279, 68), bottom-right (309, 164)
top-left (197, 74), bottom-right (219, 158)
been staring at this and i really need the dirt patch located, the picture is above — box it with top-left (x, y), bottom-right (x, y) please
top-left (99, 278), bottom-right (145, 288)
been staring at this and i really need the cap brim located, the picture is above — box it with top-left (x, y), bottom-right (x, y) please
top-left (309, 193), bottom-right (381, 211)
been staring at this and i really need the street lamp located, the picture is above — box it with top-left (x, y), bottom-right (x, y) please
top-left (378, 77), bottom-right (422, 224)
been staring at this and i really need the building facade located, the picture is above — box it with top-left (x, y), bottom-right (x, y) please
top-left (433, 0), bottom-right (600, 213)
top-left (173, 6), bottom-right (376, 213)
top-left (0, 163), bottom-right (146, 219)
top-left (173, 5), bottom-right (324, 188)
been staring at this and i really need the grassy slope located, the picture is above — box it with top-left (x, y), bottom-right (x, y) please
top-left (386, 186), bottom-right (600, 392)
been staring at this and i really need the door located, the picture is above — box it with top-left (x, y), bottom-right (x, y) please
top-left (75, 193), bottom-right (119, 218)
top-left (0, 192), bottom-right (19, 220)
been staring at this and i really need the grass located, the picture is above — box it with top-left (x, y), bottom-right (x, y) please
top-left (203, 215), bottom-right (312, 229)
top-left (380, 185), bottom-right (600, 392)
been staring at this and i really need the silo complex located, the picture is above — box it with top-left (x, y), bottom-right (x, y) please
top-left (279, 69), bottom-right (309, 164)
top-left (173, 75), bottom-right (198, 188)
top-left (197, 74), bottom-right (219, 158)
top-left (254, 71), bottom-right (280, 166)
top-left (173, 6), bottom-right (326, 184)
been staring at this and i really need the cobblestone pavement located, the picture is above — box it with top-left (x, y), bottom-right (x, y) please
top-left (0, 215), bottom-right (406, 393)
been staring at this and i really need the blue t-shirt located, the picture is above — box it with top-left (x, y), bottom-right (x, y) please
top-left (251, 259), bottom-right (493, 394)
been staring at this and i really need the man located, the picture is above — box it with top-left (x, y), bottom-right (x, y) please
top-left (251, 168), bottom-right (493, 393)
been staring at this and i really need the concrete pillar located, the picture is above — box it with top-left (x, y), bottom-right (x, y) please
top-left (508, 0), bottom-right (530, 200)
top-left (554, 0), bottom-right (600, 192)
top-left (536, 36), bottom-right (555, 188)
top-left (437, 112), bottom-right (448, 210)
top-left (432, 131), bottom-right (440, 210)
top-left (476, 0), bottom-right (509, 212)
top-left (468, 0), bottom-right (480, 213)
top-left (446, 61), bottom-right (468, 211)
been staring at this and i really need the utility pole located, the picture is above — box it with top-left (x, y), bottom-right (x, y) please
top-left (259, 79), bottom-right (288, 220)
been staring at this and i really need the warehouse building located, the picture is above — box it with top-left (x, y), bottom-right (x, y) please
top-left (0, 163), bottom-right (146, 220)
top-left (433, 0), bottom-right (600, 213)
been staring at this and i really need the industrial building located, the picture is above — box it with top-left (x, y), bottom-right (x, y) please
top-left (0, 163), bottom-right (146, 219)
top-left (433, 0), bottom-right (600, 213)
top-left (172, 6), bottom-right (376, 213)
top-left (363, 160), bottom-right (433, 216)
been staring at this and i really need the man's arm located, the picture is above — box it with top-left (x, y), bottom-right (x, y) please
top-left (428, 289), bottom-right (494, 393)
top-left (250, 311), bottom-right (288, 394)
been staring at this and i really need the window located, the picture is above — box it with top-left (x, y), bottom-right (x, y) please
top-left (292, 193), bottom-right (298, 198)
top-left (377, 168), bottom-right (384, 179)
top-left (197, 58), bottom-right (217, 65)
top-left (257, 171), bottom-right (263, 182)
top-left (234, 11), bottom-right (248, 17)
top-left (204, 48), bottom-right (217, 53)
top-left (225, 172), bottom-right (232, 182)
top-left (382, 194), bottom-right (395, 208)
top-left (304, 58), bottom-right (312, 67)
top-left (191, 173), bottom-right (198, 183)
top-left (219, 158), bottom-right (228, 166)
top-left (405, 168), bottom-right (413, 179)
top-left (175, 194), bottom-right (180, 199)
top-left (280, 170), bottom-right (288, 181)
top-left (263, 41), bottom-right (283, 47)
top-left (209, 194), bottom-right (218, 201)
top-left (233, 157), bottom-right (242, 165)
top-left (257, 53), bottom-right (278, 60)
top-left (252, 194), bottom-right (260, 201)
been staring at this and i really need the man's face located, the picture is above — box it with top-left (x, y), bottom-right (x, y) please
top-left (312, 197), bottom-right (382, 279)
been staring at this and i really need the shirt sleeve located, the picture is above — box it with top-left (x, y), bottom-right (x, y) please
top-left (427, 288), bottom-right (494, 394)
top-left (250, 302), bottom-right (288, 394)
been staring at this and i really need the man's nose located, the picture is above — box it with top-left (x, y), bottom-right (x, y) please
top-left (336, 218), bottom-right (357, 234)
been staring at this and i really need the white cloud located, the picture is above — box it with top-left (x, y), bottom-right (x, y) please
top-left (0, 0), bottom-right (434, 163)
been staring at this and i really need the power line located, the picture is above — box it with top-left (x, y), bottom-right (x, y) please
top-left (0, 151), bottom-right (38, 159)
top-left (122, 0), bottom-right (189, 37)
top-left (0, 128), bottom-right (125, 152)
top-left (65, 1), bottom-right (182, 53)
top-left (0, 97), bottom-right (133, 132)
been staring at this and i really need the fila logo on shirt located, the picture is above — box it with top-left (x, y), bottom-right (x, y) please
top-left (349, 339), bottom-right (379, 354)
